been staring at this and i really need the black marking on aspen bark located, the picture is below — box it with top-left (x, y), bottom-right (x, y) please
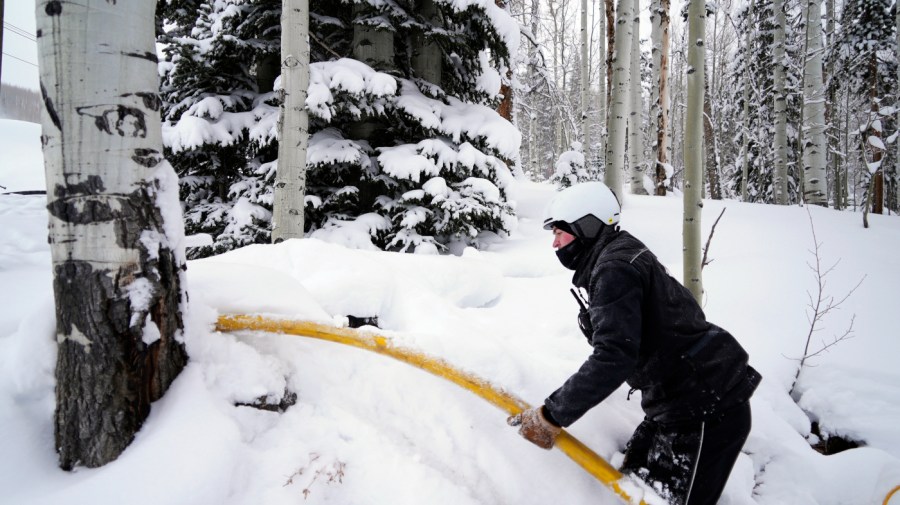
top-left (54, 175), bottom-right (105, 197)
top-left (46, 1), bottom-right (62, 16)
top-left (36, 29), bottom-right (43, 38)
top-left (132, 148), bottom-right (163, 168)
top-left (75, 105), bottom-right (147, 138)
top-left (696, 40), bottom-right (704, 47)
top-left (123, 51), bottom-right (158, 63)
top-left (40, 82), bottom-right (63, 131)
top-left (122, 92), bottom-right (161, 111)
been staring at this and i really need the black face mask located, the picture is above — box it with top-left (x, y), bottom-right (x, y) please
top-left (555, 239), bottom-right (586, 270)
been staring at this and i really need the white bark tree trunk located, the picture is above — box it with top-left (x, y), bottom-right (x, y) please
top-left (604, 0), bottom-right (633, 198)
top-left (36, 0), bottom-right (187, 469)
top-left (582, 0), bottom-right (589, 150)
top-left (629, 0), bottom-right (646, 194)
top-left (802, 0), bottom-right (828, 206)
top-left (273, 0), bottom-right (310, 242)
top-left (773, 0), bottom-right (789, 204)
top-left (597, 0), bottom-right (607, 163)
top-left (650, 0), bottom-right (671, 195)
top-left (683, 0), bottom-right (705, 302)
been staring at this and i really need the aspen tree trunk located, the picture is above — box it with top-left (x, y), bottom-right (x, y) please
top-left (529, 0), bottom-right (540, 177)
top-left (597, 0), bottom-right (607, 163)
top-left (869, 55), bottom-right (884, 215)
top-left (825, 0), bottom-right (840, 209)
top-left (36, 0), bottom-right (187, 470)
top-left (273, 0), bottom-right (310, 242)
top-left (606, 0), bottom-right (616, 108)
top-left (802, 0), bottom-right (828, 206)
top-left (604, 0), bottom-right (633, 198)
top-left (773, 0), bottom-right (789, 204)
top-left (652, 0), bottom-right (671, 195)
top-left (741, 0), bottom-right (753, 202)
top-left (683, 0), bottom-right (705, 302)
top-left (629, 0), bottom-right (647, 194)
top-left (582, 0), bottom-right (589, 149)
top-left (897, 0), bottom-right (899, 209)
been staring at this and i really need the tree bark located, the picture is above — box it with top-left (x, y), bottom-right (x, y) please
top-left (597, 0), bottom-right (607, 164)
top-left (604, 0), bottom-right (632, 198)
top-left (582, 0), bottom-right (589, 150)
top-left (683, 0), bottom-right (705, 303)
top-left (273, 0), bottom-right (310, 242)
top-left (773, 0), bottom-right (789, 204)
top-left (802, 0), bottom-right (828, 206)
top-left (869, 55), bottom-right (884, 214)
top-left (36, 0), bottom-right (188, 470)
top-left (651, 0), bottom-right (671, 195)
top-left (740, 0), bottom-right (753, 202)
top-left (628, 0), bottom-right (646, 194)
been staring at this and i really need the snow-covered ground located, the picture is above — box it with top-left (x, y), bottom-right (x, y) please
top-left (2, 118), bottom-right (899, 504)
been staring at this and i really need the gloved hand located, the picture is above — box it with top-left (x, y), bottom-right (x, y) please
top-left (507, 406), bottom-right (562, 450)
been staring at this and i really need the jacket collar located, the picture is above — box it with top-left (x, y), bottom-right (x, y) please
top-left (572, 224), bottom-right (620, 288)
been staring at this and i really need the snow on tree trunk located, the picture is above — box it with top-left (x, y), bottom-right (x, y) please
top-left (802, 0), bottom-right (828, 206)
top-left (628, 0), bottom-right (646, 195)
top-left (604, 0), bottom-right (633, 198)
top-left (582, 0), bottom-right (589, 151)
top-left (36, 0), bottom-right (187, 470)
top-left (741, 0), bottom-right (753, 202)
top-left (683, 0), bottom-right (705, 303)
top-left (273, 0), bottom-right (310, 242)
top-left (597, 0), bottom-right (607, 164)
top-left (773, 0), bottom-right (789, 205)
top-left (650, 0), bottom-right (671, 196)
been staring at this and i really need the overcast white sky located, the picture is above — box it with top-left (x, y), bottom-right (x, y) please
top-left (2, 0), bottom-right (39, 89)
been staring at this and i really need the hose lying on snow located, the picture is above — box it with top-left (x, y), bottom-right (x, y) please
top-left (216, 314), bottom-right (651, 505)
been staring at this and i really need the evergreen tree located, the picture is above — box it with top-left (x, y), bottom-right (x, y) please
top-left (159, 0), bottom-right (519, 255)
top-left (725, 0), bottom-right (804, 203)
top-left (830, 0), bottom-right (896, 215)
top-left (158, 0), bottom-right (281, 258)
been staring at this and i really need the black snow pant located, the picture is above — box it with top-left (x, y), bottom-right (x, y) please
top-left (620, 401), bottom-right (752, 505)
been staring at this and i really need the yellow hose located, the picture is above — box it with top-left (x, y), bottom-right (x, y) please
top-left (216, 314), bottom-right (647, 505)
top-left (885, 485), bottom-right (900, 505)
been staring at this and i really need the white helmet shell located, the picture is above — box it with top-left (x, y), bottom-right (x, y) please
top-left (542, 181), bottom-right (620, 239)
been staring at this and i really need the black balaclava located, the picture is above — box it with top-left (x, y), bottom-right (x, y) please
top-left (555, 239), bottom-right (587, 270)
top-left (553, 221), bottom-right (588, 270)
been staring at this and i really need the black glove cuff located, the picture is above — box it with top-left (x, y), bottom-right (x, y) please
top-left (541, 405), bottom-right (562, 427)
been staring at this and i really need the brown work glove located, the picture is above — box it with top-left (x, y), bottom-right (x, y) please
top-left (507, 406), bottom-right (561, 450)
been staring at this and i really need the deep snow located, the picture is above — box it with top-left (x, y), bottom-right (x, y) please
top-left (1, 118), bottom-right (899, 504)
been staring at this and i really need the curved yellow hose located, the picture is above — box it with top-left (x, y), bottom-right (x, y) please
top-left (885, 485), bottom-right (900, 505)
top-left (216, 314), bottom-right (647, 505)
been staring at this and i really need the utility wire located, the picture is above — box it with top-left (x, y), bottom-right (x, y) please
top-left (2, 51), bottom-right (38, 67)
top-left (3, 22), bottom-right (37, 42)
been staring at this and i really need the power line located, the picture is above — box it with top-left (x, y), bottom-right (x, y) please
top-left (3, 22), bottom-right (37, 42)
top-left (2, 52), bottom-right (38, 67)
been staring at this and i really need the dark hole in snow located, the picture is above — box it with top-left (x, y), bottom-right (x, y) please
top-left (809, 421), bottom-right (862, 455)
top-left (347, 315), bottom-right (379, 329)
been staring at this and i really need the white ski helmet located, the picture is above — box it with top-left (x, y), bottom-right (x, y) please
top-left (542, 181), bottom-right (621, 240)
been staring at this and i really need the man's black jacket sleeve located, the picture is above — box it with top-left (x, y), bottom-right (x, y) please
top-left (544, 261), bottom-right (643, 427)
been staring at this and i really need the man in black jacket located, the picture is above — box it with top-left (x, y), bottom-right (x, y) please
top-left (508, 182), bottom-right (761, 505)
